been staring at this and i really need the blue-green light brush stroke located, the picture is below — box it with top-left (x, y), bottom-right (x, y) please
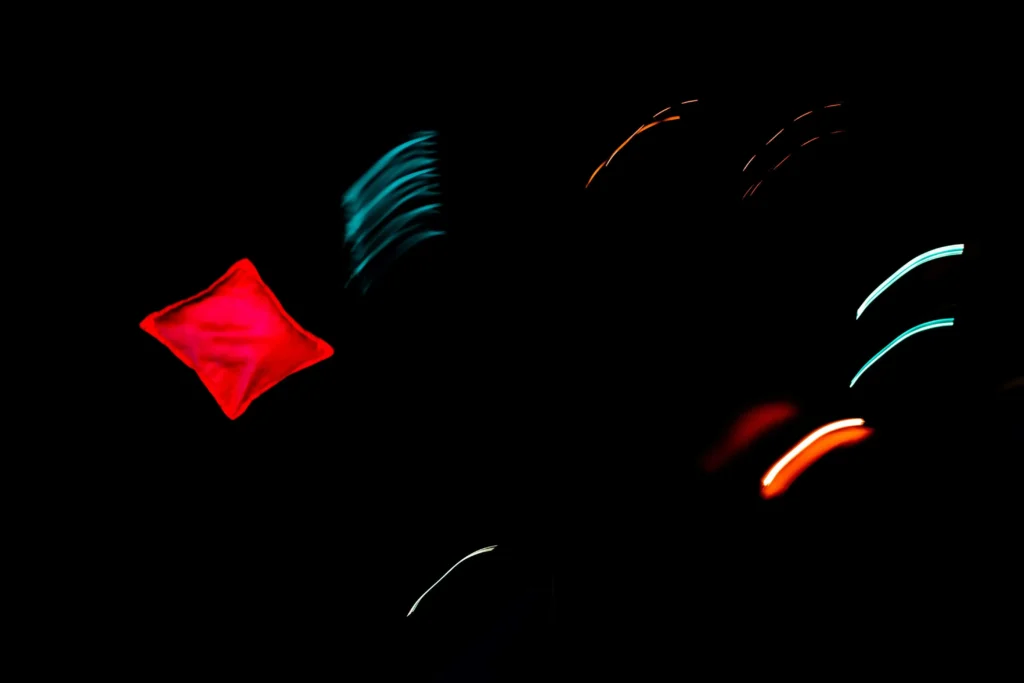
top-left (856, 245), bottom-right (964, 319)
top-left (343, 131), bottom-right (444, 293)
top-left (850, 318), bottom-right (955, 387)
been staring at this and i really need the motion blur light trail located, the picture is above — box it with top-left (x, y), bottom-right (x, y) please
top-left (407, 545), bottom-right (497, 617)
top-left (849, 318), bottom-right (955, 388)
top-left (742, 100), bottom-right (846, 198)
top-left (761, 419), bottom-right (872, 499)
top-left (702, 402), bottom-right (799, 472)
top-left (585, 99), bottom-right (697, 188)
top-left (343, 131), bottom-right (444, 293)
top-left (856, 245), bottom-right (965, 319)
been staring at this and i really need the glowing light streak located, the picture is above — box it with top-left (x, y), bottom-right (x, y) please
top-left (407, 545), bottom-right (497, 616)
top-left (849, 319), bottom-right (955, 387)
top-left (761, 420), bottom-right (872, 498)
top-left (856, 245), bottom-right (964, 319)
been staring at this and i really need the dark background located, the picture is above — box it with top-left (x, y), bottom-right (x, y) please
top-left (85, 53), bottom-right (1022, 678)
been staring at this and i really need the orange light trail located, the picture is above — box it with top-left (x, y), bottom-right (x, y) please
top-left (680, 99), bottom-right (698, 104)
top-left (743, 154), bottom-right (756, 172)
top-left (831, 130), bottom-right (845, 134)
top-left (605, 117), bottom-right (679, 165)
top-left (825, 103), bottom-right (842, 108)
top-left (761, 419), bottom-right (872, 499)
top-left (766, 128), bottom-right (784, 145)
top-left (586, 162), bottom-right (605, 188)
top-left (606, 125), bottom-right (645, 166)
top-left (801, 137), bottom-right (819, 147)
top-left (772, 154), bottom-right (791, 170)
top-left (793, 111), bottom-right (812, 121)
top-left (653, 106), bottom-right (671, 118)
top-left (742, 183), bottom-right (754, 199)
top-left (751, 179), bottom-right (763, 195)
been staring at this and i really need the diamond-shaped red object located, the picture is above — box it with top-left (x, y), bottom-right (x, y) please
top-left (140, 259), bottom-right (333, 419)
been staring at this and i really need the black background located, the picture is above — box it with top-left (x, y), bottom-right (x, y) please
top-left (77, 48), bottom-right (1023, 678)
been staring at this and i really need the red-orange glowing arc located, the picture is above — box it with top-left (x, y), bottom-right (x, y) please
top-left (760, 419), bottom-right (873, 499)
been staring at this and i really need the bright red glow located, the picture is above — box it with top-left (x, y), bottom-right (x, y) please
top-left (140, 259), bottom-right (334, 420)
top-left (793, 111), bottom-right (812, 121)
top-left (801, 137), bottom-right (819, 147)
top-left (702, 402), bottom-right (799, 472)
top-left (773, 154), bottom-right (791, 170)
top-left (760, 421), bottom-right (872, 499)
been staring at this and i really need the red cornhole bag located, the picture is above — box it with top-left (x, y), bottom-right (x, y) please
top-left (140, 259), bottom-right (334, 419)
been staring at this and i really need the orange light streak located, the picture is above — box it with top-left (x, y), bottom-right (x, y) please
top-left (793, 111), bottom-right (812, 121)
top-left (743, 154), bottom-right (756, 172)
top-left (653, 106), bottom-right (671, 118)
top-left (801, 137), bottom-right (819, 147)
top-left (742, 184), bottom-right (754, 199)
top-left (586, 162), bottom-right (605, 188)
top-left (766, 128), bottom-right (784, 145)
top-left (761, 420), bottom-right (872, 499)
top-left (824, 103), bottom-right (842, 108)
top-left (773, 154), bottom-right (791, 170)
top-left (680, 99), bottom-right (698, 104)
top-left (751, 179), bottom-right (763, 195)
top-left (606, 125), bottom-right (645, 166)
top-left (606, 117), bottom-right (679, 165)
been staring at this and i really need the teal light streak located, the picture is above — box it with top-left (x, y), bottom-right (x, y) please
top-left (850, 318), bottom-right (955, 387)
top-left (856, 244), bottom-right (964, 319)
top-left (343, 131), bottom-right (443, 293)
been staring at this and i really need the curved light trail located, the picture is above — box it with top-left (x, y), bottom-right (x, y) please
top-left (761, 419), bottom-right (871, 498)
top-left (742, 100), bottom-right (846, 197)
top-left (586, 103), bottom-right (692, 187)
top-left (856, 244), bottom-right (964, 319)
top-left (850, 318), bottom-right (955, 388)
top-left (407, 545), bottom-right (497, 616)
